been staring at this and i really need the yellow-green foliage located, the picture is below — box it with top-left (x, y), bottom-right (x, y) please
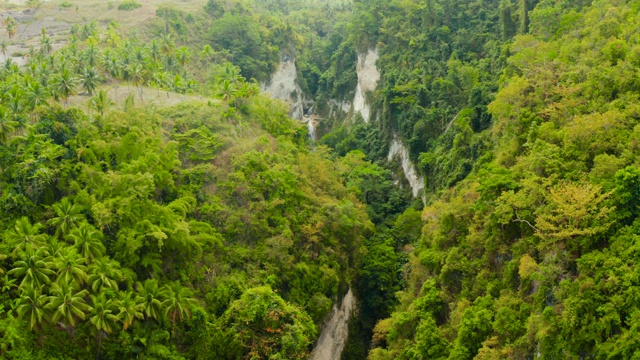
top-left (372, 0), bottom-right (640, 359)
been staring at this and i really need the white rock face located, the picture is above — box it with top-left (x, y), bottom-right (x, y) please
top-left (310, 289), bottom-right (356, 360)
top-left (261, 58), bottom-right (305, 120)
top-left (353, 48), bottom-right (380, 123)
top-left (388, 136), bottom-right (425, 198)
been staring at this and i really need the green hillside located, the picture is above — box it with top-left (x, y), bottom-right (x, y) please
top-left (1, 0), bottom-right (640, 359)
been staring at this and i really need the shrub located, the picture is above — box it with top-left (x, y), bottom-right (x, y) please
top-left (117, 0), bottom-right (141, 11)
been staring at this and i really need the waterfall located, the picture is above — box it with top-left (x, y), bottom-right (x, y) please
top-left (310, 289), bottom-right (355, 360)
top-left (307, 119), bottom-right (317, 141)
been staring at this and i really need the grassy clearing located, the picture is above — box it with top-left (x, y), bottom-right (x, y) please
top-left (32, 0), bottom-right (208, 31)
top-left (66, 83), bottom-right (218, 110)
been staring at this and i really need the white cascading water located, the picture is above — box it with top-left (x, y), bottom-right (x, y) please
top-left (307, 120), bottom-right (317, 141)
top-left (310, 289), bottom-right (356, 360)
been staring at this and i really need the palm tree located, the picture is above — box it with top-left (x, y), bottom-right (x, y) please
top-left (199, 44), bottom-right (214, 63)
top-left (164, 54), bottom-right (178, 73)
top-left (83, 43), bottom-right (99, 68)
top-left (176, 46), bottom-right (191, 68)
top-left (0, 107), bottom-right (18, 145)
top-left (54, 247), bottom-right (88, 287)
top-left (80, 66), bottom-right (101, 95)
top-left (89, 292), bottom-right (118, 359)
top-left (0, 41), bottom-right (7, 57)
top-left (90, 90), bottom-right (114, 119)
top-left (25, 81), bottom-right (49, 113)
top-left (128, 62), bottom-right (145, 101)
top-left (40, 238), bottom-right (64, 262)
top-left (89, 293), bottom-right (118, 334)
top-left (47, 198), bottom-right (84, 239)
top-left (8, 250), bottom-right (55, 287)
top-left (162, 282), bottom-right (198, 324)
top-left (46, 281), bottom-right (91, 329)
top-left (221, 63), bottom-right (243, 85)
top-left (16, 283), bottom-right (50, 330)
top-left (0, 254), bottom-right (6, 275)
top-left (4, 16), bottom-right (17, 40)
top-left (217, 79), bottom-right (237, 102)
top-left (39, 33), bottom-right (52, 56)
top-left (102, 56), bottom-right (121, 79)
top-left (172, 74), bottom-right (185, 94)
top-left (6, 87), bottom-right (24, 116)
top-left (5, 217), bottom-right (46, 257)
top-left (151, 71), bottom-right (165, 97)
top-left (67, 223), bottom-right (105, 262)
top-left (136, 279), bottom-right (165, 321)
top-left (25, 46), bottom-right (37, 61)
top-left (148, 40), bottom-right (161, 67)
top-left (239, 80), bottom-right (260, 99)
top-left (52, 69), bottom-right (77, 107)
top-left (88, 258), bottom-right (122, 293)
top-left (116, 291), bottom-right (144, 330)
top-left (133, 47), bottom-right (146, 65)
top-left (36, 61), bottom-right (51, 87)
top-left (160, 33), bottom-right (174, 55)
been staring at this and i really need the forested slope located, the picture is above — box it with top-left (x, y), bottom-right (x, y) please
top-left (368, 0), bottom-right (640, 359)
top-left (0, 17), bottom-right (375, 359)
top-left (3, 0), bottom-right (640, 359)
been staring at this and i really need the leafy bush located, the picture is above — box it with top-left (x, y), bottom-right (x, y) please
top-left (117, 0), bottom-right (141, 11)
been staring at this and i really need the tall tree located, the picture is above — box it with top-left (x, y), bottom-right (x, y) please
top-left (8, 250), bottom-right (55, 287)
top-left (54, 247), bottom-right (88, 287)
top-left (0, 106), bottom-right (17, 145)
top-left (46, 281), bottom-right (91, 329)
top-left (16, 283), bottom-right (50, 330)
top-left (5, 217), bottom-right (47, 257)
top-left (0, 40), bottom-right (7, 57)
top-left (89, 293), bottom-right (118, 334)
top-left (90, 90), bottom-right (114, 119)
top-left (116, 291), bottom-right (143, 330)
top-left (176, 46), bottom-right (192, 68)
top-left (128, 63), bottom-right (145, 101)
top-left (52, 69), bottom-right (78, 107)
top-left (80, 66), bottom-right (101, 95)
top-left (88, 258), bottom-right (122, 293)
top-left (67, 223), bottom-right (105, 262)
top-left (136, 279), bottom-right (166, 321)
top-left (25, 81), bottom-right (49, 113)
top-left (162, 282), bottom-right (197, 324)
top-left (47, 198), bottom-right (84, 239)
top-left (4, 16), bottom-right (17, 40)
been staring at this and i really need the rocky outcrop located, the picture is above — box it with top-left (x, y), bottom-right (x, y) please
top-left (310, 289), bottom-right (356, 360)
top-left (261, 56), bottom-right (307, 120)
top-left (353, 48), bottom-right (380, 123)
top-left (388, 136), bottom-right (425, 198)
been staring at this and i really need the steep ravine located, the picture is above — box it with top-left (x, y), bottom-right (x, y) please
top-left (310, 289), bottom-right (356, 360)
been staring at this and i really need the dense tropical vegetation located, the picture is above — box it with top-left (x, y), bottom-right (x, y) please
top-left (0, 5), bottom-right (373, 358)
top-left (2, 0), bottom-right (640, 359)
